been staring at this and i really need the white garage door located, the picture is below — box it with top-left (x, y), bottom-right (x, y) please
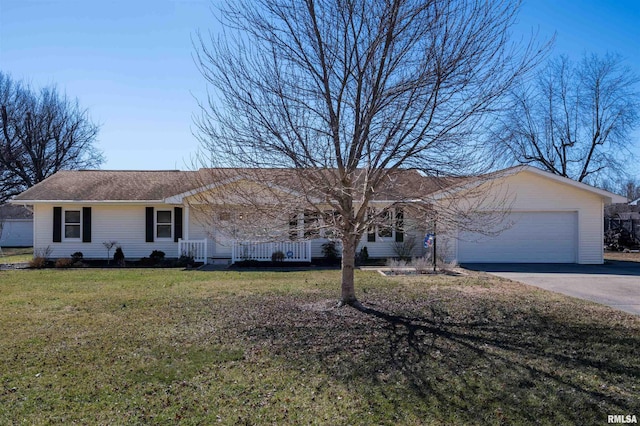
top-left (458, 211), bottom-right (578, 263)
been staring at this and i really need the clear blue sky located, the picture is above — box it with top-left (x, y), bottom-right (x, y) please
top-left (1, 0), bottom-right (639, 171)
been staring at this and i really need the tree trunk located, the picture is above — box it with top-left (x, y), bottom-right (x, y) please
top-left (340, 234), bottom-right (358, 306)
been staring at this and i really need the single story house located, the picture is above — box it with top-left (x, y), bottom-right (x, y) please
top-left (0, 204), bottom-right (34, 247)
top-left (9, 166), bottom-right (626, 264)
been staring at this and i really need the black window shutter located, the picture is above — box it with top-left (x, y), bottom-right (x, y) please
top-left (82, 207), bottom-right (92, 243)
top-left (145, 207), bottom-right (154, 242)
top-left (53, 207), bottom-right (62, 242)
top-left (174, 207), bottom-right (183, 242)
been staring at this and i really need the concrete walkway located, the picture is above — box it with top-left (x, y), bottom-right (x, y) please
top-left (463, 261), bottom-right (640, 316)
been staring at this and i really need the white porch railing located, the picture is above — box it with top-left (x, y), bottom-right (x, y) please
top-left (178, 238), bottom-right (207, 263)
top-left (232, 240), bottom-right (312, 263)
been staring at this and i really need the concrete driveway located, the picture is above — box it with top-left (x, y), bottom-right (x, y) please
top-left (463, 261), bottom-right (640, 316)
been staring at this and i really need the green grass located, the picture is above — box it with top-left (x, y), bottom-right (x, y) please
top-left (0, 247), bottom-right (33, 264)
top-left (0, 268), bottom-right (638, 425)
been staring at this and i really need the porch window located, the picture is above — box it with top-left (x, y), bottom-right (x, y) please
top-left (64, 210), bottom-right (81, 239)
top-left (156, 210), bottom-right (172, 239)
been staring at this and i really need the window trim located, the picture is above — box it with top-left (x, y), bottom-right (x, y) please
top-left (63, 208), bottom-right (82, 241)
top-left (155, 209), bottom-right (173, 240)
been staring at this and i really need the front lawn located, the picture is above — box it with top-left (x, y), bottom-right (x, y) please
top-left (0, 269), bottom-right (638, 424)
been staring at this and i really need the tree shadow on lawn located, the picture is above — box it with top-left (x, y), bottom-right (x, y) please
top-left (235, 291), bottom-right (640, 424)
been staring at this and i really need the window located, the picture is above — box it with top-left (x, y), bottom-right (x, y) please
top-left (366, 207), bottom-right (404, 242)
top-left (378, 210), bottom-right (393, 238)
top-left (289, 214), bottom-right (300, 240)
top-left (64, 210), bottom-right (81, 239)
top-left (156, 210), bottom-right (172, 239)
top-left (303, 210), bottom-right (321, 239)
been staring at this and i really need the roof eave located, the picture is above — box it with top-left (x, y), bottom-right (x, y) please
top-left (9, 199), bottom-right (174, 205)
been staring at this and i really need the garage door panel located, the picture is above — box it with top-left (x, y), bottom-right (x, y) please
top-left (458, 212), bottom-right (577, 263)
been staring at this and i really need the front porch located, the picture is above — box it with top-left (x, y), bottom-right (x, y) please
top-left (177, 238), bottom-right (312, 264)
top-left (231, 240), bottom-right (312, 263)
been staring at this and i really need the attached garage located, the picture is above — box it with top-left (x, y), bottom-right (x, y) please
top-left (457, 211), bottom-right (578, 263)
top-left (438, 166), bottom-right (628, 265)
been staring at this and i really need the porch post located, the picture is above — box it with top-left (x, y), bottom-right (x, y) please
top-left (184, 204), bottom-right (190, 240)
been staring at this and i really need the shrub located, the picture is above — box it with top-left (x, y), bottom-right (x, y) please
top-left (29, 257), bottom-right (47, 269)
top-left (393, 236), bottom-right (417, 261)
top-left (357, 246), bottom-right (369, 265)
top-left (34, 246), bottom-right (52, 259)
top-left (71, 252), bottom-right (84, 262)
top-left (321, 241), bottom-right (339, 259)
top-left (150, 250), bottom-right (166, 262)
top-left (55, 258), bottom-right (74, 269)
top-left (271, 251), bottom-right (285, 262)
top-left (102, 241), bottom-right (118, 264)
top-left (387, 258), bottom-right (407, 273)
top-left (113, 247), bottom-right (125, 267)
top-left (411, 256), bottom-right (433, 274)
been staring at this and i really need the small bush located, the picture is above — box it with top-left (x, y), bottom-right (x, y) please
top-left (113, 247), bottom-right (125, 267)
top-left (321, 241), bottom-right (339, 259)
top-left (393, 236), bottom-right (417, 261)
top-left (29, 257), bottom-right (47, 269)
top-left (55, 258), bottom-right (74, 269)
top-left (71, 252), bottom-right (84, 262)
top-left (387, 258), bottom-right (407, 273)
top-left (34, 246), bottom-right (52, 259)
top-left (357, 246), bottom-right (369, 265)
top-left (271, 251), bottom-right (285, 262)
top-left (150, 250), bottom-right (166, 262)
top-left (411, 256), bottom-right (433, 274)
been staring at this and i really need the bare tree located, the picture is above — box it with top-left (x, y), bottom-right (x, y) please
top-left (492, 53), bottom-right (640, 184)
top-left (0, 72), bottom-right (103, 202)
top-left (193, 0), bottom-right (545, 305)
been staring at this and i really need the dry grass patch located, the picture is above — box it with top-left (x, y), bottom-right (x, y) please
top-left (0, 269), bottom-right (638, 424)
top-left (605, 251), bottom-right (640, 263)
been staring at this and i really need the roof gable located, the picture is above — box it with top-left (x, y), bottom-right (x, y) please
top-left (430, 165), bottom-right (628, 205)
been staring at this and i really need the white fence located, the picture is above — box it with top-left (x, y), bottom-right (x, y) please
top-left (178, 238), bottom-right (207, 263)
top-left (232, 240), bottom-right (312, 263)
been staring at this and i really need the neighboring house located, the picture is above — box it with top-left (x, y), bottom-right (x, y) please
top-left (0, 204), bottom-right (33, 247)
top-left (9, 166), bottom-right (626, 264)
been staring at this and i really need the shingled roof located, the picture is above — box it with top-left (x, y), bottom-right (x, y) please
top-left (11, 170), bottom-right (202, 202)
top-left (11, 168), bottom-right (446, 203)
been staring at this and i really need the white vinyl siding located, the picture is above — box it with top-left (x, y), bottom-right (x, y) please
top-left (33, 204), bottom-right (180, 259)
